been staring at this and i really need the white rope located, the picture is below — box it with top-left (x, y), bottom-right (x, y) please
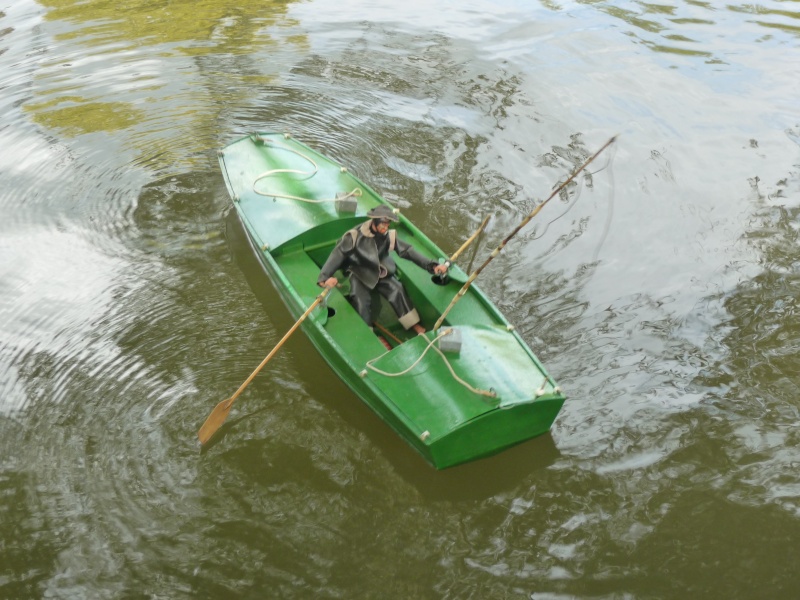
top-left (365, 329), bottom-right (496, 399)
top-left (254, 186), bottom-right (362, 205)
top-left (431, 344), bottom-right (496, 399)
top-left (251, 139), bottom-right (362, 205)
top-left (366, 330), bottom-right (446, 376)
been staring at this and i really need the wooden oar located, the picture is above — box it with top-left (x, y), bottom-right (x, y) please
top-left (433, 136), bottom-right (617, 331)
top-left (433, 214), bottom-right (493, 284)
top-left (198, 286), bottom-right (333, 445)
top-left (373, 321), bottom-right (403, 346)
top-left (449, 214), bottom-right (493, 264)
top-left (466, 214), bottom-right (492, 274)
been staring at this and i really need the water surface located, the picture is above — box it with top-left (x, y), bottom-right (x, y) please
top-left (2, 0), bottom-right (800, 598)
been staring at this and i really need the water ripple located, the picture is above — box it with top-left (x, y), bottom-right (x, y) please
top-left (2, 0), bottom-right (800, 597)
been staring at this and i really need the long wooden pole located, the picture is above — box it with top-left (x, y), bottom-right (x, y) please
top-left (433, 136), bottom-right (617, 331)
top-left (433, 214), bottom-right (493, 285)
top-left (449, 214), bottom-right (492, 264)
top-left (373, 321), bottom-right (403, 346)
top-left (466, 214), bottom-right (492, 274)
top-left (198, 286), bottom-right (332, 445)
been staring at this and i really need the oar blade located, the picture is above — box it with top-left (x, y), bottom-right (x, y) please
top-left (198, 398), bottom-right (233, 445)
top-left (196, 288), bottom-right (331, 447)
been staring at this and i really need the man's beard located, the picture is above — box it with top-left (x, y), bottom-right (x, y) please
top-left (371, 221), bottom-right (388, 242)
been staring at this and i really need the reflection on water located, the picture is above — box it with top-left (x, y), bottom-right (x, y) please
top-left (695, 192), bottom-right (800, 515)
top-left (576, 1), bottom-right (800, 61)
top-left (2, 0), bottom-right (800, 597)
top-left (25, 0), bottom-right (304, 170)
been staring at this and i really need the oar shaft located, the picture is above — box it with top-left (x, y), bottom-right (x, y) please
top-left (466, 214), bottom-right (491, 274)
top-left (433, 215), bottom-right (493, 285)
top-left (373, 321), bottom-right (403, 346)
top-left (449, 214), bottom-right (492, 264)
top-left (228, 292), bottom-right (325, 405)
top-left (433, 136), bottom-right (616, 331)
top-left (198, 286), bottom-right (332, 445)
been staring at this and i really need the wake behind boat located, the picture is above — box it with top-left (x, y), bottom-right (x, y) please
top-left (213, 131), bottom-right (566, 469)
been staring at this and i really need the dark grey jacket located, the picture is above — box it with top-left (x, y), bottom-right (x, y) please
top-left (318, 221), bottom-right (437, 289)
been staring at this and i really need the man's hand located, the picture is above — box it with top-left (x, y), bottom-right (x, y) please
top-left (433, 262), bottom-right (449, 276)
top-left (321, 277), bottom-right (338, 288)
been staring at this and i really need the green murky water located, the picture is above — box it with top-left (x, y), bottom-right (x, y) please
top-left (2, 1), bottom-right (799, 597)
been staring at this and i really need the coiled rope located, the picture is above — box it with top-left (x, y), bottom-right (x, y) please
top-left (365, 329), bottom-right (497, 400)
top-left (251, 136), bottom-right (362, 205)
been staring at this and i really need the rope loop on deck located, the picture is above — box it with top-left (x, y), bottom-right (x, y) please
top-left (254, 185), bottom-right (362, 206)
top-left (365, 329), bottom-right (497, 400)
top-left (251, 139), bottom-right (362, 205)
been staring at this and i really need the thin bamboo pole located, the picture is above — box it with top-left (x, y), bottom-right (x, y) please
top-left (433, 136), bottom-right (617, 331)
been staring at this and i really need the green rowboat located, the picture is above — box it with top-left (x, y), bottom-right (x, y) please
top-left (219, 132), bottom-right (565, 469)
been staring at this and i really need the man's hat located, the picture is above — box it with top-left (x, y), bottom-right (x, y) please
top-left (367, 205), bottom-right (399, 222)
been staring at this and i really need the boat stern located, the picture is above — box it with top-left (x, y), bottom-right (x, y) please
top-left (423, 392), bottom-right (565, 469)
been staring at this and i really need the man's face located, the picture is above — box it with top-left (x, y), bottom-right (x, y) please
top-left (375, 219), bottom-right (390, 233)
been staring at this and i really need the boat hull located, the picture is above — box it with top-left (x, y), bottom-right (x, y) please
top-left (219, 132), bottom-right (565, 469)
